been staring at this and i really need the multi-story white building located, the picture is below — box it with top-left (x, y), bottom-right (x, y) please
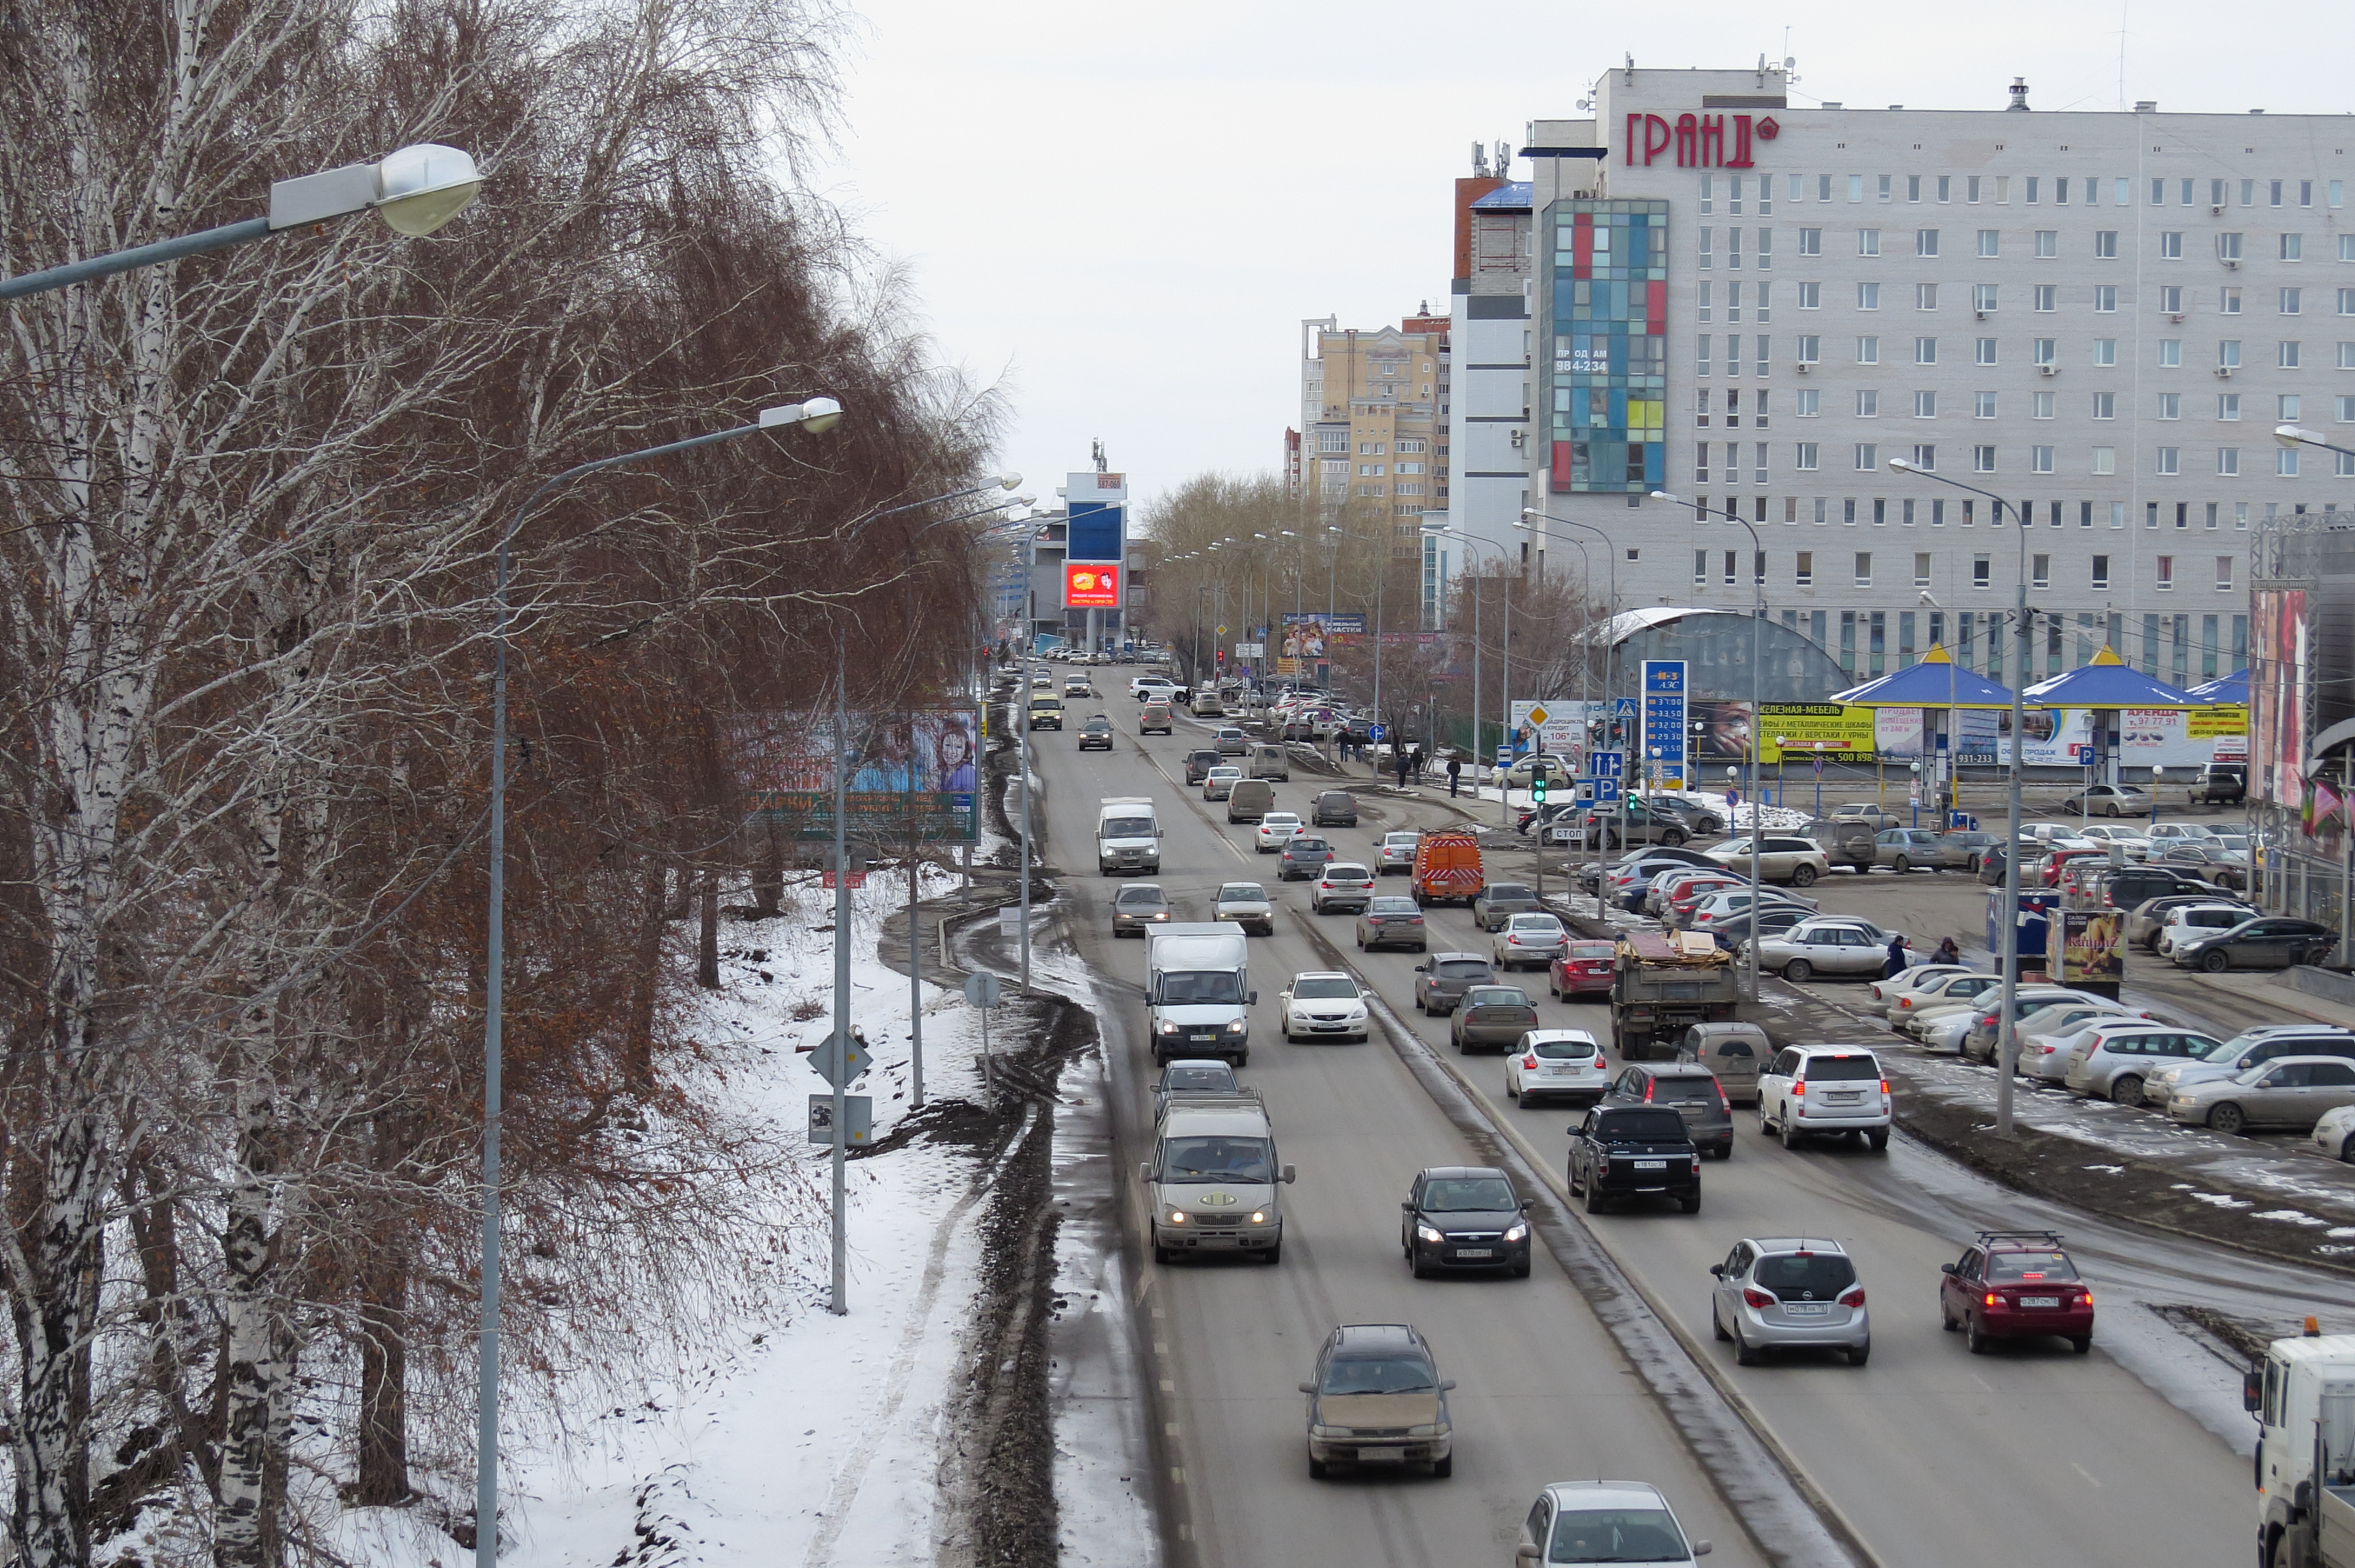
top-left (1438, 164), bottom-right (1535, 627)
top-left (1515, 64), bottom-right (2354, 689)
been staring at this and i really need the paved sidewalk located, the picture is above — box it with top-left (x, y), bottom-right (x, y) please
top-left (2188, 969), bottom-right (2355, 1031)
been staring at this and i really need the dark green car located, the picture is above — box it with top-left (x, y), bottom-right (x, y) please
top-left (1450, 985), bottom-right (1540, 1054)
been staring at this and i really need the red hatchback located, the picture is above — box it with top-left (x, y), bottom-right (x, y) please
top-left (1548, 939), bottom-right (1618, 1000)
top-left (1939, 1230), bottom-right (2094, 1355)
top-left (2036, 848), bottom-right (2108, 888)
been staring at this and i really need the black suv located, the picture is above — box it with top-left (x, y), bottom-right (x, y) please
top-left (2191, 763), bottom-right (2246, 806)
top-left (1603, 1064), bottom-right (1734, 1160)
top-left (1184, 748), bottom-right (1222, 784)
top-left (1399, 1165), bottom-right (1533, 1277)
top-left (1311, 790), bottom-right (1359, 827)
top-left (1565, 1105), bottom-right (1702, 1214)
top-left (1077, 716), bottom-right (1115, 751)
top-left (2095, 865), bottom-right (2229, 910)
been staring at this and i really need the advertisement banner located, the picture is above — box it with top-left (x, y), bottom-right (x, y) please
top-left (1875, 707), bottom-right (1925, 760)
top-left (2048, 909), bottom-right (2125, 995)
top-left (1063, 562), bottom-right (1120, 607)
top-left (1759, 703), bottom-right (1875, 763)
top-left (1064, 471), bottom-right (1127, 562)
top-left (1641, 660), bottom-right (1688, 782)
top-left (741, 710), bottom-right (980, 842)
top-left (1511, 699), bottom-right (1609, 759)
top-left (2253, 589), bottom-right (2307, 808)
top-left (1279, 612), bottom-right (1359, 677)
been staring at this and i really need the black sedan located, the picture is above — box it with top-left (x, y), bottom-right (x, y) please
top-left (2170, 916), bottom-right (2337, 972)
top-left (1400, 1166), bottom-right (1532, 1277)
top-left (1077, 716), bottom-right (1116, 750)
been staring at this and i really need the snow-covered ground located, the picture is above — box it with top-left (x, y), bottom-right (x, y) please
top-left (331, 865), bottom-right (1018, 1568)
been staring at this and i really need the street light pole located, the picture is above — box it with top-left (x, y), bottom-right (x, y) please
top-left (475, 395), bottom-right (842, 1568)
top-left (1889, 459), bottom-right (2031, 1137)
top-left (1524, 510), bottom-right (1623, 859)
top-left (2, 143), bottom-right (483, 300)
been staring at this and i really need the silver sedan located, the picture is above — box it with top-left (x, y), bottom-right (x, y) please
top-left (1750, 922), bottom-right (1909, 982)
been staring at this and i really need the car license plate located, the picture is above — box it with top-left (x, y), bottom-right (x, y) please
top-left (1356, 1447), bottom-right (1404, 1463)
top-left (1190, 1034), bottom-right (1218, 1042)
top-left (1783, 1302), bottom-right (1829, 1316)
top-left (1455, 1248), bottom-right (1494, 1259)
top-left (2019, 1295), bottom-right (2061, 1308)
top-left (1828, 1091), bottom-right (1862, 1103)
top-left (1633, 1159), bottom-right (1667, 1170)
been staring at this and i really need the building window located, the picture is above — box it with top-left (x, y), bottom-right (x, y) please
top-left (2158, 339), bottom-right (2182, 366)
top-left (1797, 334), bottom-right (1821, 364)
top-left (1795, 442), bottom-right (1819, 470)
top-left (1915, 336), bottom-right (1938, 365)
top-left (2091, 554), bottom-right (2110, 589)
top-left (1856, 335), bottom-right (1879, 363)
top-left (1694, 549), bottom-right (1709, 585)
top-left (2034, 230), bottom-right (2059, 258)
top-left (1797, 281), bottom-right (1822, 309)
top-left (2160, 231), bottom-right (2184, 258)
top-left (1914, 552), bottom-right (1932, 587)
top-left (2159, 285), bottom-right (2183, 314)
top-left (1977, 228), bottom-right (1999, 256)
top-left (2158, 391), bottom-right (2181, 419)
top-left (2279, 447), bottom-right (2301, 477)
top-left (2091, 391), bottom-right (2116, 419)
top-left (2221, 286), bottom-right (2243, 315)
top-left (1795, 550), bottom-right (1813, 586)
top-left (1917, 283), bottom-right (1939, 311)
top-left (1723, 549), bottom-right (1739, 585)
top-left (2094, 284), bottom-right (2118, 312)
top-left (2156, 555), bottom-right (2174, 590)
top-left (1859, 229), bottom-right (1881, 256)
top-left (2281, 341), bottom-right (2303, 368)
top-left (1975, 338), bottom-right (1998, 366)
top-left (1858, 281), bottom-right (1881, 310)
top-left (2157, 447), bottom-right (2181, 475)
top-left (1910, 443), bottom-right (1937, 469)
top-left (2219, 447), bottom-right (2240, 476)
top-left (1972, 445), bottom-right (1997, 473)
top-left (1796, 388), bottom-right (1820, 416)
top-left (2091, 447), bottom-right (2116, 474)
top-left (2220, 340), bottom-right (2242, 368)
top-left (2094, 338), bottom-right (2118, 366)
top-left (2219, 231), bottom-right (2244, 261)
top-left (2220, 391), bottom-right (2242, 419)
top-left (2032, 338), bottom-right (2057, 366)
top-left (1854, 552), bottom-right (1872, 586)
top-left (1918, 228), bottom-right (1939, 256)
top-left (1915, 390), bottom-right (1938, 417)
top-left (1856, 390), bottom-right (1880, 417)
top-left (2283, 287), bottom-right (2304, 315)
top-left (1975, 390), bottom-right (1998, 418)
top-left (2094, 230), bottom-right (2119, 258)
top-left (2031, 445), bottom-right (2054, 473)
top-left (1798, 227), bottom-right (1822, 256)
top-left (2034, 284), bottom-right (2058, 312)
top-left (2031, 553), bottom-right (2051, 589)
top-left (1973, 554), bottom-right (1991, 589)
top-left (1855, 443), bottom-right (1879, 470)
top-left (2283, 233), bottom-right (2305, 261)
top-left (1973, 283), bottom-right (1999, 313)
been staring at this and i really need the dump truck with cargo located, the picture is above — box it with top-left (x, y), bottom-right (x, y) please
top-left (1610, 929), bottom-right (1741, 1061)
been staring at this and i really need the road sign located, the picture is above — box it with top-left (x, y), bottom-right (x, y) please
top-left (808, 1094), bottom-right (873, 1147)
top-left (1495, 745), bottom-right (1514, 767)
top-left (1591, 778), bottom-right (1621, 803)
top-left (807, 1030), bottom-right (873, 1088)
top-left (1613, 697), bottom-right (1637, 717)
top-left (1215, 624), bottom-right (1228, 637)
top-left (822, 869), bottom-right (866, 889)
top-left (1368, 724), bottom-right (1386, 741)
top-left (1590, 749), bottom-right (1624, 779)
top-left (963, 972), bottom-right (1003, 1009)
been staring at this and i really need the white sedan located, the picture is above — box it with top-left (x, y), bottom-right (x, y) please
top-left (2312, 1103), bottom-right (2355, 1164)
top-left (1491, 912), bottom-right (1570, 971)
top-left (1504, 1029), bottom-right (1610, 1106)
top-left (1278, 971), bottom-right (1369, 1043)
top-left (1865, 963), bottom-right (1975, 1016)
top-left (1255, 812), bottom-right (1305, 852)
top-left (2075, 824), bottom-right (2151, 861)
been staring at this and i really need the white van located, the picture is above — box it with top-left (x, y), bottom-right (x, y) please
top-left (1097, 796), bottom-right (1162, 875)
top-left (1146, 922), bottom-right (1255, 1063)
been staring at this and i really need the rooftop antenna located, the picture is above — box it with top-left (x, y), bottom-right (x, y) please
top-left (1470, 140), bottom-right (1488, 177)
top-left (1091, 437), bottom-right (1107, 473)
top-left (1624, 52), bottom-right (1635, 84)
top-left (1495, 139), bottom-right (1511, 175)
top-left (2115, 0), bottom-right (2129, 112)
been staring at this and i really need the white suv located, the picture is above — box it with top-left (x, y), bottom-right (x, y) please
top-left (1757, 1045), bottom-right (1892, 1151)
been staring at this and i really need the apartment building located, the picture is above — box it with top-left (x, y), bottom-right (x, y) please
top-left (1298, 314), bottom-right (1451, 562)
top-left (1518, 64), bottom-right (2353, 685)
top-left (1436, 167), bottom-right (1537, 628)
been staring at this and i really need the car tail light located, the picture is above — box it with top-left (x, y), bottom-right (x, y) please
top-left (1838, 1285), bottom-right (1866, 1307)
top-left (1522, 1054), bottom-right (1538, 1069)
top-left (1790, 1081), bottom-right (1805, 1095)
top-left (1715, 1084), bottom-right (1730, 1111)
top-left (1642, 1080), bottom-right (1656, 1102)
top-left (1983, 1292), bottom-right (2000, 1307)
top-left (2078, 1291), bottom-right (2095, 1307)
top-left (1880, 1080), bottom-right (1890, 1095)
top-left (1742, 1287), bottom-right (1777, 1310)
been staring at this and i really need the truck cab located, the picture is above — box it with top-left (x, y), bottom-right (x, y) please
top-left (1097, 796), bottom-right (1162, 875)
top-left (2249, 1327), bottom-right (2355, 1568)
top-left (1146, 922), bottom-right (1257, 1064)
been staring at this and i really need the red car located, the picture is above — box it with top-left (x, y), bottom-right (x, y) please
top-left (2036, 848), bottom-right (2108, 888)
top-left (1939, 1229), bottom-right (2094, 1354)
top-left (1549, 939), bottom-right (1618, 999)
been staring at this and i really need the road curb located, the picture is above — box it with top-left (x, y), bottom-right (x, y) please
top-left (1283, 918), bottom-right (1880, 1568)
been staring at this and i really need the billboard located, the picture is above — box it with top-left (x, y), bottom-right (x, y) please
top-left (2049, 909), bottom-right (2124, 995)
top-left (1641, 660), bottom-right (1687, 782)
top-left (1065, 471), bottom-right (1127, 562)
top-left (2253, 589), bottom-right (2306, 808)
top-left (1064, 562), bottom-right (1120, 607)
top-left (1759, 703), bottom-right (1875, 763)
top-left (739, 710), bottom-right (980, 842)
top-left (1278, 612), bottom-right (1365, 677)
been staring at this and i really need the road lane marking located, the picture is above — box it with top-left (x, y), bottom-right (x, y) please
top-left (2072, 1463), bottom-right (2102, 1488)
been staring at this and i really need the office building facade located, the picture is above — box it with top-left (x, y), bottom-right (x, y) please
top-left (1298, 314), bottom-right (1452, 568)
top-left (1517, 65), bottom-right (2352, 685)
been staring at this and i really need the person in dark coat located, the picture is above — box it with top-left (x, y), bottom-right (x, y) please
top-left (1395, 748), bottom-right (1411, 788)
top-left (1882, 934), bottom-right (1910, 979)
top-left (1447, 755), bottom-right (1462, 798)
top-left (1932, 936), bottom-right (1961, 966)
top-left (1409, 746), bottom-right (1425, 779)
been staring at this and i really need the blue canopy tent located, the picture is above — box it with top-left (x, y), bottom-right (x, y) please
top-left (2019, 646), bottom-right (2206, 710)
top-left (1830, 645), bottom-right (2022, 822)
top-left (2185, 669), bottom-right (2250, 705)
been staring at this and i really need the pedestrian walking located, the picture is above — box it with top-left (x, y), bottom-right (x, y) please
top-left (1447, 755), bottom-right (1462, 798)
top-left (1409, 746), bottom-right (1425, 781)
top-left (1932, 935), bottom-right (1961, 966)
top-left (1395, 748), bottom-right (1411, 788)
top-left (1881, 934), bottom-right (1910, 979)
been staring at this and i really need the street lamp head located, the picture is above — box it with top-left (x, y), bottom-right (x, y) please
top-left (1886, 457), bottom-right (1915, 472)
top-left (759, 395), bottom-right (844, 434)
top-left (1014, 493), bottom-right (1036, 506)
top-left (1511, 516), bottom-right (1532, 530)
top-left (996, 472), bottom-right (1024, 490)
top-left (2276, 424), bottom-right (2321, 449)
top-left (370, 144), bottom-right (483, 235)
top-left (1648, 490), bottom-right (1678, 503)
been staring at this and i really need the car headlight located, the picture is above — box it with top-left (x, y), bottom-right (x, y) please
top-left (1167, 1210), bottom-right (1188, 1225)
top-left (1249, 1210), bottom-right (1270, 1224)
top-left (1415, 1224), bottom-right (1444, 1244)
top-left (1157, 1022), bottom-right (1179, 1035)
top-left (1407, 1423), bottom-right (1445, 1437)
top-left (1504, 1222), bottom-right (1529, 1243)
top-left (1309, 1424), bottom-right (1346, 1440)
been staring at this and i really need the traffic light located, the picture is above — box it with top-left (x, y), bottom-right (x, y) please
top-left (1531, 772), bottom-right (1549, 804)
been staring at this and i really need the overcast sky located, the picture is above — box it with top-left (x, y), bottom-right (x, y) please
top-left (810, 0), bottom-right (2355, 514)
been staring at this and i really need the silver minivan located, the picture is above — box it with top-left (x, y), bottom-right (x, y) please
top-left (1680, 1021), bottom-right (1768, 1107)
top-left (1248, 742), bottom-right (1291, 782)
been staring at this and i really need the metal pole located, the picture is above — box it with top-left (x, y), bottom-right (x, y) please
top-left (1500, 573), bottom-right (1512, 832)
top-left (1373, 548), bottom-right (1386, 773)
top-left (1019, 723), bottom-right (1033, 992)
top-left (831, 643), bottom-right (851, 1311)
top-left (1996, 501), bottom-right (2028, 1138)
top-left (1, 214), bottom-right (271, 300)
top-left (476, 502), bottom-right (512, 1568)
top-left (909, 851), bottom-right (926, 1109)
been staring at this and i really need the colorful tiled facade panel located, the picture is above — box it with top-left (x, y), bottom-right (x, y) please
top-left (1550, 200), bottom-right (1668, 493)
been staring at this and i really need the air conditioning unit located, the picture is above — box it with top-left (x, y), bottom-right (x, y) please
top-left (2225, 259), bottom-right (2240, 271)
top-left (2038, 364), bottom-right (2057, 377)
top-left (1974, 310), bottom-right (1989, 321)
top-left (2216, 366), bottom-right (2235, 379)
top-left (2211, 205), bottom-right (2227, 216)
top-left (1796, 363), bottom-right (1812, 374)
top-left (2170, 313), bottom-right (2185, 323)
